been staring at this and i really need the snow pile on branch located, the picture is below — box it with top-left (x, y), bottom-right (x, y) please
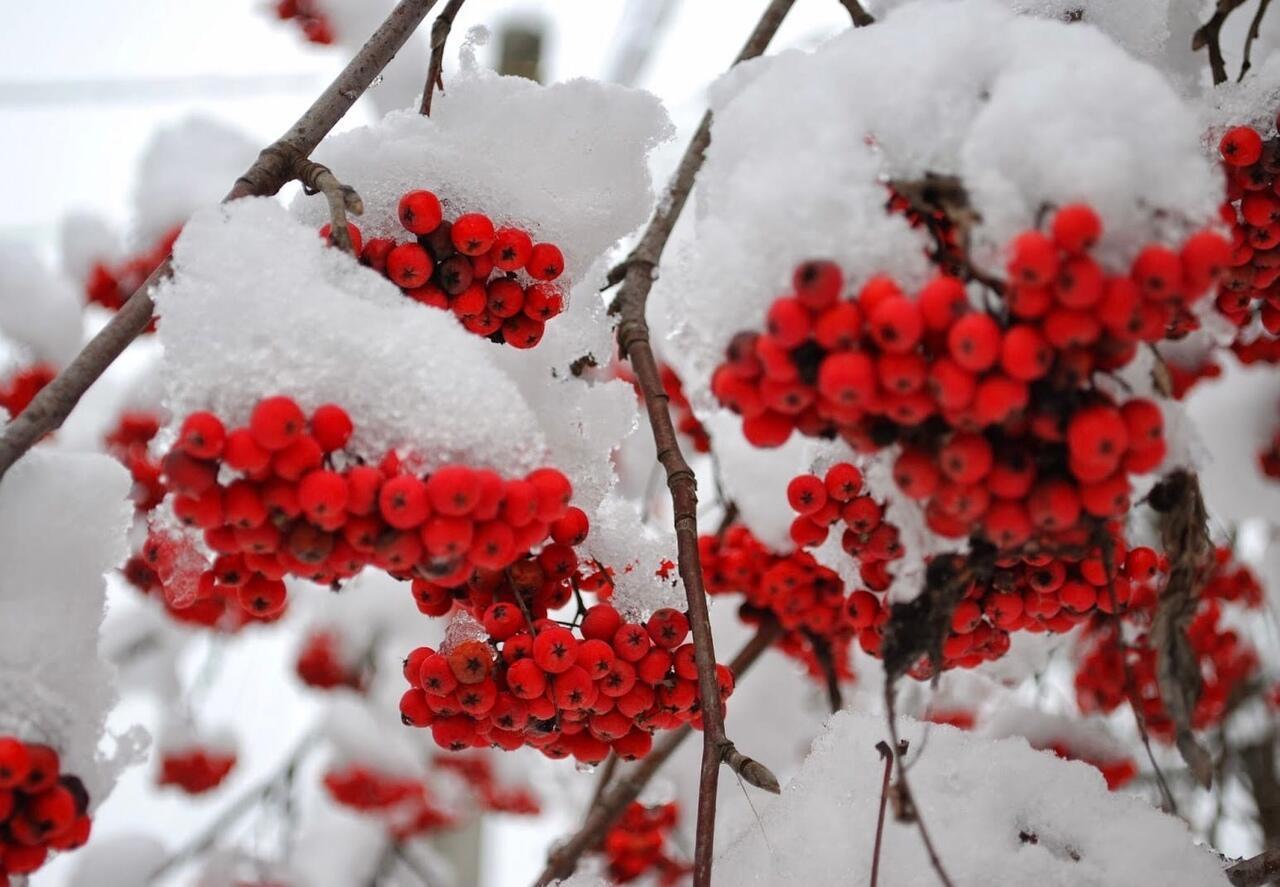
top-left (663, 0), bottom-right (1220, 371)
top-left (0, 241), bottom-right (83, 368)
top-left (0, 450), bottom-right (136, 803)
top-left (715, 710), bottom-right (1229, 886)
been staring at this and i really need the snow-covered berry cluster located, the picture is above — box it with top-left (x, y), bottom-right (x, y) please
top-left (0, 365), bottom-right (56, 420)
top-left (324, 188), bottom-right (566, 348)
top-left (85, 226), bottom-right (180, 321)
top-left (398, 602), bottom-right (733, 762)
top-left (157, 745), bottom-right (237, 795)
top-left (600, 801), bottom-right (691, 886)
top-left (0, 737), bottom-right (92, 880)
top-left (272, 0), bottom-right (334, 45)
top-left (1075, 546), bottom-right (1264, 739)
top-left (295, 629), bottom-right (365, 691)
top-left (160, 395), bottom-right (578, 617)
top-left (322, 764), bottom-right (455, 839)
top-left (104, 410), bottom-right (166, 513)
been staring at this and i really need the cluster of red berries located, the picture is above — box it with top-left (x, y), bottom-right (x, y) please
top-left (323, 188), bottom-right (566, 348)
top-left (104, 410), bottom-right (166, 513)
top-left (714, 208), bottom-right (1217, 554)
top-left (1075, 546), bottom-right (1263, 739)
top-left (322, 764), bottom-right (454, 839)
top-left (1042, 742), bottom-right (1137, 791)
top-left (85, 225), bottom-right (180, 322)
top-left (1216, 122), bottom-right (1280, 362)
top-left (0, 737), bottom-right (91, 881)
top-left (398, 602), bottom-right (733, 762)
top-left (124, 530), bottom-right (262, 632)
top-left (600, 801), bottom-right (690, 886)
top-left (701, 525), bottom-right (855, 685)
top-left (157, 745), bottom-right (237, 795)
top-left (272, 0), bottom-right (334, 45)
top-left (0, 365), bottom-right (56, 420)
top-left (159, 395), bottom-right (578, 618)
top-left (433, 755), bottom-right (540, 815)
top-left (295, 629), bottom-right (365, 691)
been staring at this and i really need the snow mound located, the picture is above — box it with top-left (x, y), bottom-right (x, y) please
top-left (0, 240), bottom-right (84, 367)
top-left (715, 710), bottom-right (1229, 886)
top-left (0, 450), bottom-right (134, 804)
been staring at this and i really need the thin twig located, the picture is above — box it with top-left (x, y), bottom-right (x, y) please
top-left (586, 752), bottom-right (619, 814)
top-left (1239, 0), bottom-right (1273, 81)
top-left (606, 2), bottom-right (797, 884)
top-left (836, 0), bottom-right (875, 27)
top-left (883, 686), bottom-right (956, 887)
top-left (295, 157), bottom-right (365, 254)
top-left (870, 740), bottom-right (896, 887)
top-left (0, 0), bottom-right (443, 482)
top-left (805, 629), bottom-right (844, 713)
top-left (532, 621), bottom-right (783, 887)
top-left (1193, 0), bottom-right (1250, 86)
top-left (419, 0), bottom-right (467, 115)
top-left (1226, 848), bottom-right (1280, 887)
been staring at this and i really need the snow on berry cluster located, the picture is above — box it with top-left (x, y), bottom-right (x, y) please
top-left (322, 763), bottom-right (455, 840)
top-left (158, 394), bottom-right (578, 618)
top-left (712, 206), bottom-right (1225, 554)
top-left (1074, 546), bottom-right (1264, 739)
top-left (0, 737), bottom-right (92, 880)
top-left (1214, 121), bottom-right (1280, 364)
top-left (599, 801), bottom-right (690, 886)
top-left (157, 744), bottom-right (237, 796)
top-left (322, 187), bottom-right (567, 348)
top-left (398, 601), bottom-right (733, 761)
top-left (272, 0), bottom-right (335, 45)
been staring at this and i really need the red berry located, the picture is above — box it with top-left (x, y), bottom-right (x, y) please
top-left (867, 295), bottom-right (923, 353)
top-left (502, 314), bottom-right (546, 349)
top-left (786, 474), bottom-right (827, 515)
top-left (1051, 204), bottom-right (1102, 254)
top-left (1066, 405), bottom-right (1129, 470)
top-left (793, 260), bottom-right (843, 310)
top-left (523, 283), bottom-right (565, 321)
top-left (178, 411), bottom-right (226, 459)
top-left (250, 396), bottom-right (306, 451)
top-left (386, 243), bottom-right (434, 288)
top-left (1219, 126), bottom-right (1263, 166)
top-left (646, 608), bottom-right (690, 649)
top-left (224, 428), bottom-right (270, 473)
top-left (947, 312), bottom-right (1001, 372)
top-left (550, 507), bottom-right (590, 546)
top-left (491, 227), bottom-right (534, 271)
top-left (824, 463), bottom-right (863, 501)
top-left (426, 465), bottom-right (479, 516)
top-left (239, 575), bottom-right (287, 616)
top-left (319, 222), bottom-right (362, 254)
top-left (398, 189), bottom-right (443, 235)
top-left (1008, 231), bottom-right (1058, 286)
top-left (299, 470), bottom-right (349, 520)
top-left (893, 448), bottom-right (940, 499)
top-left (1027, 480), bottom-right (1081, 530)
top-left (817, 352), bottom-right (875, 406)
top-left (918, 275), bottom-right (969, 331)
top-left (0, 737), bottom-right (30, 788)
top-left (1131, 245), bottom-right (1183, 298)
top-left (361, 237), bottom-right (396, 272)
top-left (451, 213), bottom-right (497, 256)
top-left (1000, 325), bottom-right (1052, 381)
top-left (938, 433), bottom-right (993, 484)
top-left (532, 627), bottom-right (578, 674)
top-left (526, 242), bottom-right (564, 281)
top-left (486, 278), bottom-right (525, 318)
top-left (310, 404), bottom-right (352, 452)
top-left (379, 475), bottom-right (431, 529)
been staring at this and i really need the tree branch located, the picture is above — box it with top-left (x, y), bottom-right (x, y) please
top-left (419, 0), bottom-right (467, 115)
top-left (607, 2), bottom-right (797, 884)
top-left (1227, 848), bottom-right (1280, 887)
top-left (870, 740), bottom-right (897, 887)
top-left (1193, 0), bottom-right (1250, 86)
top-left (836, 0), bottom-right (875, 27)
top-left (1239, 0), bottom-right (1273, 81)
top-left (532, 620), bottom-right (782, 887)
top-left (0, 0), bottom-right (443, 482)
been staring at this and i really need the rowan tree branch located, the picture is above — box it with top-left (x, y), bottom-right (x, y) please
top-left (837, 0), bottom-right (876, 27)
top-left (532, 620), bottom-right (783, 887)
top-left (419, 0), bottom-right (466, 115)
top-left (295, 157), bottom-right (366, 254)
top-left (606, 2), bottom-right (797, 884)
top-left (869, 740), bottom-right (899, 887)
top-left (1239, 0), bottom-right (1273, 81)
top-left (0, 0), bottom-right (442, 482)
top-left (1226, 848), bottom-right (1280, 887)
top-left (1193, 0), bottom-right (1250, 86)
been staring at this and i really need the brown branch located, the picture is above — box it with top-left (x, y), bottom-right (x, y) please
top-left (0, 0), bottom-right (443, 483)
top-left (805, 629), bottom-right (844, 713)
top-left (1227, 848), bottom-right (1280, 887)
top-left (1240, 733), bottom-right (1280, 848)
top-left (837, 0), bottom-right (875, 27)
top-left (296, 157), bottom-right (366, 254)
top-left (1239, 0), bottom-right (1273, 81)
top-left (870, 740), bottom-right (897, 887)
top-left (419, 0), bottom-right (467, 115)
top-left (533, 620), bottom-right (782, 887)
top-left (1193, 0), bottom-right (1250, 86)
top-left (607, 2), bottom-right (797, 884)
top-left (883, 685), bottom-right (956, 887)
top-left (586, 752), bottom-right (619, 815)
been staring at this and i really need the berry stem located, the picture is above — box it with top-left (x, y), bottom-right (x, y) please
top-left (1192, 0), bottom-right (1250, 86)
top-left (870, 740), bottom-right (898, 887)
top-left (531, 620), bottom-right (782, 887)
top-left (419, 0), bottom-right (467, 116)
top-left (836, 0), bottom-right (875, 27)
top-left (0, 0), bottom-right (443, 483)
top-left (296, 157), bottom-right (365, 255)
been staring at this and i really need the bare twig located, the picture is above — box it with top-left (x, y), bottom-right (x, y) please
top-left (883, 686), bottom-right (956, 887)
top-left (419, 0), bottom-right (466, 115)
top-left (1239, 0), bottom-right (1273, 81)
top-left (586, 752), bottom-right (619, 815)
top-left (1193, 0), bottom-right (1250, 86)
top-left (1226, 848), bottom-right (1280, 887)
top-left (606, 3), bottom-right (797, 884)
top-left (870, 740), bottom-right (897, 887)
top-left (805, 629), bottom-right (844, 713)
top-left (295, 157), bottom-right (366, 254)
top-left (533, 621), bottom-right (783, 887)
top-left (1240, 733), bottom-right (1280, 848)
top-left (837, 0), bottom-right (875, 26)
top-left (0, 0), bottom-right (443, 482)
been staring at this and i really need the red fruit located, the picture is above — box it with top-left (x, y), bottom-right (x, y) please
top-left (178, 411), bottom-right (226, 459)
top-left (1066, 405), bottom-right (1129, 469)
top-left (452, 282), bottom-right (486, 316)
top-left (893, 448), bottom-right (940, 499)
top-left (379, 475), bottom-right (431, 529)
top-left (470, 521), bottom-right (515, 568)
top-left (817, 352), bottom-right (875, 406)
top-left (0, 737), bottom-right (30, 788)
top-left (5, 843), bottom-right (49, 875)
top-left (793, 260), bottom-right (843, 310)
top-left (766, 297), bottom-right (810, 348)
top-left (426, 465), bottom-right (479, 516)
top-left (451, 213), bottom-right (497, 256)
top-left (947, 312), bottom-right (1001, 372)
top-left (613, 623), bottom-right (652, 662)
top-left (419, 653), bottom-right (459, 694)
top-left (742, 411), bottom-right (792, 447)
top-left (554, 666), bottom-right (597, 711)
top-left (239, 575), bottom-right (287, 616)
top-left (448, 639), bottom-right (493, 684)
top-left (532, 627), bottom-right (578, 674)
top-left (972, 375), bottom-right (1028, 426)
top-left (398, 189), bottom-right (443, 235)
top-left (581, 604), bottom-right (622, 642)
top-left (1000, 325), bottom-right (1052, 381)
top-left (486, 278), bottom-right (525, 318)
top-left (526, 242), bottom-right (564, 281)
top-left (503, 314), bottom-right (545, 349)
top-left (938, 433), bottom-right (993, 484)
top-left (918, 275), bottom-right (969, 331)
top-left (386, 243), bottom-right (434, 288)
top-left (645, 608), bottom-right (690, 649)
top-left (1120, 399), bottom-right (1163, 450)
top-left (929, 357), bottom-right (976, 410)
top-left (983, 500), bottom-right (1032, 549)
top-left (868, 295), bottom-right (923, 353)
top-left (1008, 231), bottom-right (1058, 285)
top-left (528, 467), bottom-right (572, 520)
top-left (400, 688), bottom-right (434, 726)
top-left (491, 227), bottom-right (534, 271)
top-left (550, 507), bottom-right (590, 545)
top-left (222, 428), bottom-right (269, 474)
top-left (1027, 480), bottom-right (1081, 530)
top-left (310, 404), bottom-right (352, 452)
top-left (271, 435), bottom-right (323, 481)
top-left (22, 744), bottom-right (59, 793)
top-left (1219, 126), bottom-right (1263, 166)
top-left (1131, 246), bottom-right (1183, 298)
top-left (786, 474), bottom-right (827, 515)
top-left (362, 237), bottom-right (396, 272)
top-left (523, 283), bottom-right (565, 321)
top-left (250, 396), bottom-right (306, 451)
top-left (1055, 255), bottom-right (1104, 309)
top-left (1051, 204), bottom-right (1102, 253)
top-left (320, 222), bottom-right (362, 253)
top-left (1180, 230), bottom-right (1231, 293)
top-left (298, 470), bottom-right (349, 520)
top-left (824, 462), bottom-right (863, 501)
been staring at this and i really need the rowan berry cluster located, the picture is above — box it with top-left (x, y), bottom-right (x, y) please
top-left (701, 525), bottom-right (855, 684)
top-left (434, 755), bottom-right (541, 815)
top-left (398, 602), bottom-right (733, 762)
top-left (600, 801), bottom-right (691, 885)
top-left (1074, 546), bottom-right (1263, 739)
top-left (322, 188), bottom-right (566, 348)
top-left (0, 736), bottom-right (92, 881)
top-left (322, 764), bottom-right (455, 839)
top-left (1216, 122), bottom-right (1280, 362)
top-left (713, 207), bottom-right (1223, 554)
top-left (159, 395), bottom-right (578, 619)
top-left (125, 530), bottom-right (260, 632)
top-left (85, 225), bottom-right (180, 321)
top-left (157, 745), bottom-right (237, 795)
top-left (0, 364), bottom-right (56, 420)
top-left (104, 410), bottom-right (166, 513)
top-left (295, 629), bottom-right (365, 691)
top-left (272, 0), bottom-right (334, 45)
top-left (1042, 742), bottom-right (1137, 791)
